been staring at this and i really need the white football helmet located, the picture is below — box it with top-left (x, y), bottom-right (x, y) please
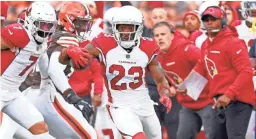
top-left (112, 6), bottom-right (143, 49)
top-left (24, 2), bottom-right (57, 43)
top-left (103, 7), bottom-right (119, 34)
top-left (240, 1), bottom-right (256, 22)
top-left (198, 1), bottom-right (220, 15)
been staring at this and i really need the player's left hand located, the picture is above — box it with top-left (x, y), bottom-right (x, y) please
top-left (159, 95), bottom-right (172, 113)
top-left (212, 94), bottom-right (231, 109)
top-left (63, 89), bottom-right (93, 121)
top-left (39, 78), bottom-right (56, 102)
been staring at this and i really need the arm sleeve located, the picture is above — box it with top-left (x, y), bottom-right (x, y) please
top-left (90, 58), bottom-right (104, 95)
top-left (224, 40), bottom-right (254, 100)
top-left (48, 51), bottom-right (71, 93)
top-left (38, 53), bottom-right (49, 79)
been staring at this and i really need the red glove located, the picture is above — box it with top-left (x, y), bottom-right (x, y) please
top-left (159, 95), bottom-right (172, 113)
top-left (66, 45), bottom-right (92, 69)
top-left (157, 84), bottom-right (173, 113)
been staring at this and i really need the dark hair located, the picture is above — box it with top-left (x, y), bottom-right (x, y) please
top-left (152, 21), bottom-right (175, 33)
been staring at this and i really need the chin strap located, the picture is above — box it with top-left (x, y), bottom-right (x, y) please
top-left (121, 39), bottom-right (139, 53)
top-left (33, 36), bottom-right (43, 45)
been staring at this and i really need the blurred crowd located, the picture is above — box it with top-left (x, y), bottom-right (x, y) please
top-left (5, 1), bottom-right (243, 37)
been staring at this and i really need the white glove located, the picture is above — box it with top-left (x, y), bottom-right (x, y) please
top-left (40, 78), bottom-right (57, 102)
top-left (56, 36), bottom-right (79, 47)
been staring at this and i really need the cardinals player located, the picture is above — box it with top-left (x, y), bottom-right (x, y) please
top-left (59, 6), bottom-right (172, 139)
top-left (0, 2), bottom-right (57, 139)
top-left (0, 2), bottom-right (37, 139)
top-left (22, 2), bottom-right (97, 139)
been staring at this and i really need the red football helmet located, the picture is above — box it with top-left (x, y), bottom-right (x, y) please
top-left (58, 2), bottom-right (92, 40)
top-left (1, 1), bottom-right (8, 20)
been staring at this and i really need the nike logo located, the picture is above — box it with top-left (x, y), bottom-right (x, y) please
top-left (236, 49), bottom-right (242, 54)
top-left (210, 51), bottom-right (220, 54)
top-left (166, 62), bottom-right (175, 66)
top-left (8, 29), bottom-right (13, 35)
top-left (184, 46), bottom-right (189, 51)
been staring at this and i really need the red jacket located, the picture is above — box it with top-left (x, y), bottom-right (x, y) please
top-left (159, 31), bottom-right (213, 110)
top-left (194, 27), bottom-right (255, 106)
top-left (68, 41), bottom-right (104, 97)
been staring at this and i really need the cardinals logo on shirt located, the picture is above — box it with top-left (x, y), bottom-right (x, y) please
top-left (205, 56), bottom-right (218, 78)
top-left (164, 70), bottom-right (183, 87)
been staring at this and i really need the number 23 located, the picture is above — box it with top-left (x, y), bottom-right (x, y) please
top-left (109, 65), bottom-right (143, 90)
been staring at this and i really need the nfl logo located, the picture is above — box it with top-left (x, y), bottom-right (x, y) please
top-left (126, 54), bottom-right (130, 59)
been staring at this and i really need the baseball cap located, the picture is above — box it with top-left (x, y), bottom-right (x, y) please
top-left (201, 6), bottom-right (224, 21)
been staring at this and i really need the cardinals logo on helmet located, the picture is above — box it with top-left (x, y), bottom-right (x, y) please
top-left (205, 56), bottom-right (218, 78)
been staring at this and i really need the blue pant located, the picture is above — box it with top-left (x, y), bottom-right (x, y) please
top-left (177, 105), bottom-right (214, 139)
top-left (212, 101), bottom-right (253, 139)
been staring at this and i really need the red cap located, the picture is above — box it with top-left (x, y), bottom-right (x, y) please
top-left (183, 10), bottom-right (200, 22)
top-left (1, 1), bottom-right (8, 20)
top-left (201, 6), bottom-right (224, 20)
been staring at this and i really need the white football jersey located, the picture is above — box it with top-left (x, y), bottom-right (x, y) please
top-left (1, 23), bottom-right (48, 92)
top-left (92, 33), bottom-right (159, 107)
top-left (235, 20), bottom-right (256, 49)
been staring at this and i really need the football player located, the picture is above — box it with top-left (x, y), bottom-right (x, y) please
top-left (1, 2), bottom-right (57, 138)
top-left (59, 6), bottom-right (173, 139)
top-left (23, 2), bottom-right (97, 139)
